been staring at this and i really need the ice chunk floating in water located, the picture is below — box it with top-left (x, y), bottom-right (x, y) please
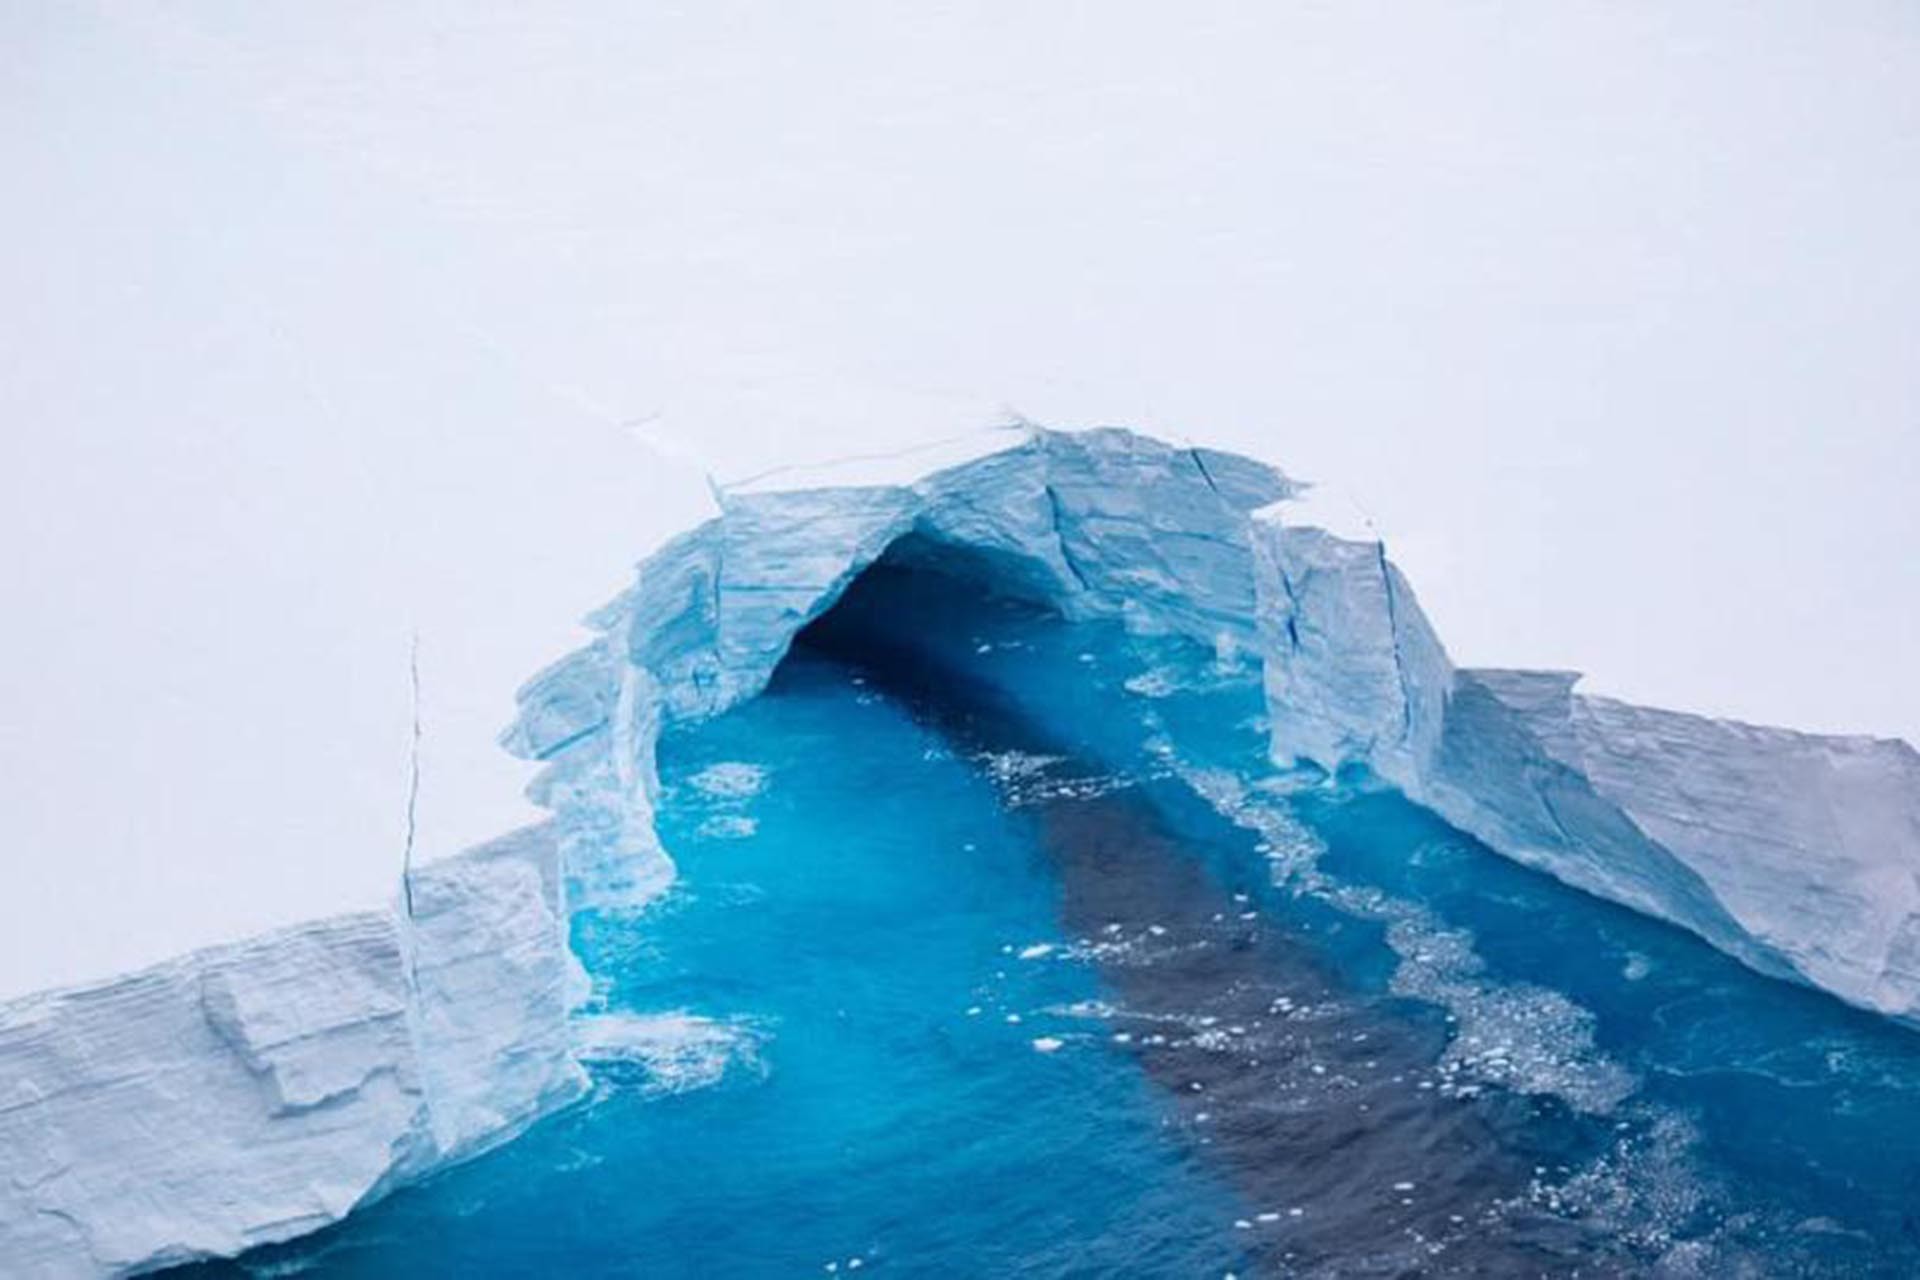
top-left (8, 429), bottom-right (1920, 1277)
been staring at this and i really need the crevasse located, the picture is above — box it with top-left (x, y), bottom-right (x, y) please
top-left (2, 426), bottom-right (1915, 1277)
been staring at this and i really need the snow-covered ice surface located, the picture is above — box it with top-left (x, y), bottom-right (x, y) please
top-left (9, 0), bottom-right (1920, 999)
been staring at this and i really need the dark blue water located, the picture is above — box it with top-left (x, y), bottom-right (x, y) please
top-left (193, 552), bottom-right (1920, 1278)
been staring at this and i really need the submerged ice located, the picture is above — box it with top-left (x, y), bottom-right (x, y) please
top-left (4, 427), bottom-right (1919, 1276)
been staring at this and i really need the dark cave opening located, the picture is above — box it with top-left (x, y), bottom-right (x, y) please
top-left (772, 531), bottom-right (1566, 1273)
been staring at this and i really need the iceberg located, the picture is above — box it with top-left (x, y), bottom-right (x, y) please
top-left (0, 833), bottom-right (586, 1278)
top-left (521, 426), bottom-right (1920, 1021)
top-left (1252, 508), bottom-right (1920, 1016)
top-left (3, 426), bottom-right (1915, 1276)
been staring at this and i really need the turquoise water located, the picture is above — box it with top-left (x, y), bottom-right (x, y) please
top-left (194, 551), bottom-right (1920, 1277)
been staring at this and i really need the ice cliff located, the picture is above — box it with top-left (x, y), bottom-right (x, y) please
top-left (4, 427), bottom-right (1917, 1276)
top-left (0, 832), bottom-right (586, 1278)
top-left (1254, 520), bottom-right (1920, 1015)
top-left (517, 427), bottom-right (1920, 1026)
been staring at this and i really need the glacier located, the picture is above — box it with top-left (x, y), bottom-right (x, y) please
top-left (3, 426), bottom-right (1917, 1277)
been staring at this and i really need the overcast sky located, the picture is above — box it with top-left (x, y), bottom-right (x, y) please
top-left (5, 1), bottom-right (1917, 996)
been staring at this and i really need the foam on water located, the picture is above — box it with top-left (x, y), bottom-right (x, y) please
top-left (573, 1011), bottom-right (768, 1099)
top-left (684, 763), bottom-right (769, 800)
top-left (1177, 762), bottom-right (1637, 1116)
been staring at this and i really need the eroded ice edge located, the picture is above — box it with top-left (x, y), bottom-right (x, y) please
top-left (4, 428), bottom-right (1916, 1276)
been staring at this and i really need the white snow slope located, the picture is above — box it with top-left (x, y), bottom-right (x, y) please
top-left (9, 428), bottom-right (1914, 1278)
top-left (10, 0), bottom-right (1919, 999)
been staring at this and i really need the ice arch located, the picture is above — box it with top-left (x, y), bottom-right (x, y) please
top-left (514, 426), bottom-right (1920, 1034)
top-left (6, 427), bottom-right (1917, 1277)
top-left (508, 428), bottom-right (1288, 907)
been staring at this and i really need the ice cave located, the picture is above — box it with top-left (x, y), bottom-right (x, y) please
top-left (6, 430), bottom-right (1920, 1278)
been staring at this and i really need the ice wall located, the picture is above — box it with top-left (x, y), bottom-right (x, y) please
top-left (5, 426), bottom-right (1917, 1276)
top-left (508, 429), bottom-right (1291, 915)
top-left (514, 426), bottom-right (1920, 1024)
top-left (0, 832), bottom-right (586, 1278)
top-left (0, 428), bottom-right (1277, 1278)
top-left (1248, 511), bottom-right (1920, 1017)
